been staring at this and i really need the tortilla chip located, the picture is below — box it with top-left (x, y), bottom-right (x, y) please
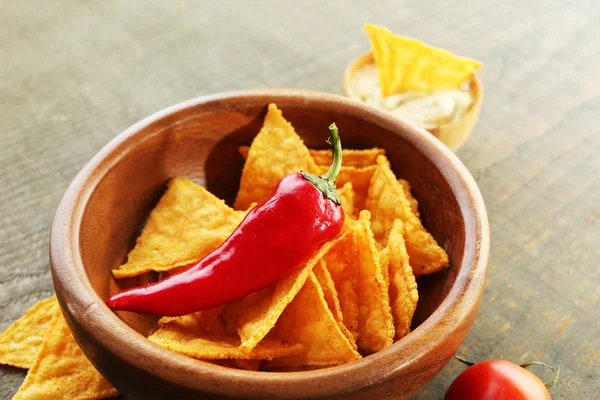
top-left (364, 23), bottom-right (482, 95)
top-left (319, 165), bottom-right (376, 211)
top-left (158, 305), bottom-right (224, 334)
top-left (354, 211), bottom-right (395, 353)
top-left (112, 177), bottom-right (243, 279)
top-left (0, 296), bottom-right (56, 369)
top-left (265, 273), bottom-right (361, 367)
top-left (313, 260), bottom-right (356, 349)
top-left (149, 314), bottom-right (303, 361)
top-left (310, 148), bottom-right (385, 168)
top-left (239, 146), bottom-right (384, 169)
top-left (321, 231), bottom-right (360, 342)
top-left (399, 179), bottom-right (419, 217)
top-left (234, 104), bottom-right (321, 210)
top-left (223, 242), bottom-right (333, 353)
top-left (236, 202), bottom-right (258, 219)
top-left (14, 303), bottom-right (118, 400)
top-left (323, 212), bottom-right (394, 353)
top-left (386, 219), bottom-right (419, 339)
top-left (337, 182), bottom-right (356, 226)
top-left (366, 156), bottom-right (449, 275)
top-left (379, 247), bottom-right (390, 287)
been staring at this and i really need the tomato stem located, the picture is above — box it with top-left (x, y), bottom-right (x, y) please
top-left (520, 361), bottom-right (561, 389)
top-left (453, 355), bottom-right (475, 367)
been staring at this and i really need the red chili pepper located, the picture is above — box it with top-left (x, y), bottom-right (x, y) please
top-left (107, 123), bottom-right (344, 316)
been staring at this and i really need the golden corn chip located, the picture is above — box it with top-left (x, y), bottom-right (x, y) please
top-left (319, 165), bottom-right (376, 211)
top-left (321, 231), bottom-right (359, 341)
top-left (310, 148), bottom-right (385, 168)
top-left (337, 182), bottom-right (356, 225)
top-left (399, 178), bottom-right (420, 217)
top-left (265, 272), bottom-right (361, 367)
top-left (366, 156), bottom-right (449, 275)
top-left (354, 211), bottom-right (394, 353)
top-left (148, 314), bottom-right (303, 361)
top-left (158, 305), bottom-right (224, 334)
top-left (0, 296), bottom-right (56, 369)
top-left (234, 104), bottom-right (321, 210)
top-left (323, 212), bottom-right (394, 353)
top-left (239, 146), bottom-right (384, 169)
top-left (379, 247), bottom-right (390, 287)
top-left (386, 219), bottom-right (419, 339)
top-left (14, 303), bottom-right (118, 400)
top-left (223, 242), bottom-right (332, 353)
top-left (112, 177), bottom-right (243, 279)
top-left (313, 260), bottom-right (356, 349)
top-left (236, 202), bottom-right (258, 219)
top-left (365, 23), bottom-right (482, 96)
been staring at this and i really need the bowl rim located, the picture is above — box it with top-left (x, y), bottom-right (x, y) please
top-left (50, 88), bottom-right (489, 398)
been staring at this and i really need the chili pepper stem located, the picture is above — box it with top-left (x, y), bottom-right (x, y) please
top-left (301, 123), bottom-right (343, 204)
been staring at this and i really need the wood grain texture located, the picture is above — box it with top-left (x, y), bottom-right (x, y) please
top-left (0, 1), bottom-right (598, 399)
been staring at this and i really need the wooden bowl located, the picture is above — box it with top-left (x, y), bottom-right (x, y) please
top-left (343, 51), bottom-right (483, 151)
top-left (50, 89), bottom-right (489, 399)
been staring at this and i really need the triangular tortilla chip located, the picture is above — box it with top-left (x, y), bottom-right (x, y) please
top-left (113, 177), bottom-right (243, 278)
top-left (386, 219), bottom-right (419, 339)
top-left (158, 305), bottom-right (224, 334)
top-left (313, 260), bottom-right (357, 349)
top-left (239, 146), bottom-right (384, 169)
top-left (323, 212), bottom-right (395, 353)
top-left (311, 148), bottom-right (385, 168)
top-left (0, 296), bottom-right (56, 369)
top-left (366, 156), bottom-right (449, 275)
top-left (321, 231), bottom-right (360, 342)
top-left (318, 165), bottom-right (376, 211)
top-left (234, 104), bottom-right (321, 210)
top-left (337, 182), bottom-right (356, 228)
top-left (148, 313), bottom-right (303, 361)
top-left (354, 211), bottom-right (395, 353)
top-left (223, 242), bottom-right (332, 353)
top-left (399, 178), bottom-right (419, 217)
top-left (265, 272), bottom-right (361, 367)
top-left (365, 23), bottom-right (482, 96)
top-left (14, 302), bottom-right (119, 400)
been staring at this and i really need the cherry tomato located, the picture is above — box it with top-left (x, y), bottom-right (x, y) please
top-left (444, 359), bottom-right (552, 400)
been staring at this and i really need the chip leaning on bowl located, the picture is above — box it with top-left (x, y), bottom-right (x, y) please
top-left (344, 23), bottom-right (483, 151)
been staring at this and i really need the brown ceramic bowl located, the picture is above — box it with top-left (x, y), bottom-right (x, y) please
top-left (50, 89), bottom-right (489, 399)
top-left (343, 51), bottom-right (483, 152)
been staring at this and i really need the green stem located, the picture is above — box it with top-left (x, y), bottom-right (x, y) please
top-left (300, 123), bottom-right (343, 204)
top-left (322, 123), bottom-right (342, 187)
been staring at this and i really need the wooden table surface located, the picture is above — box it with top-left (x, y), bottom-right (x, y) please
top-left (1, 1), bottom-right (598, 399)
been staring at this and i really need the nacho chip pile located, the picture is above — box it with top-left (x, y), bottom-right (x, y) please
top-left (0, 297), bottom-right (119, 399)
top-left (111, 103), bottom-right (449, 371)
top-left (0, 103), bottom-right (450, 395)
